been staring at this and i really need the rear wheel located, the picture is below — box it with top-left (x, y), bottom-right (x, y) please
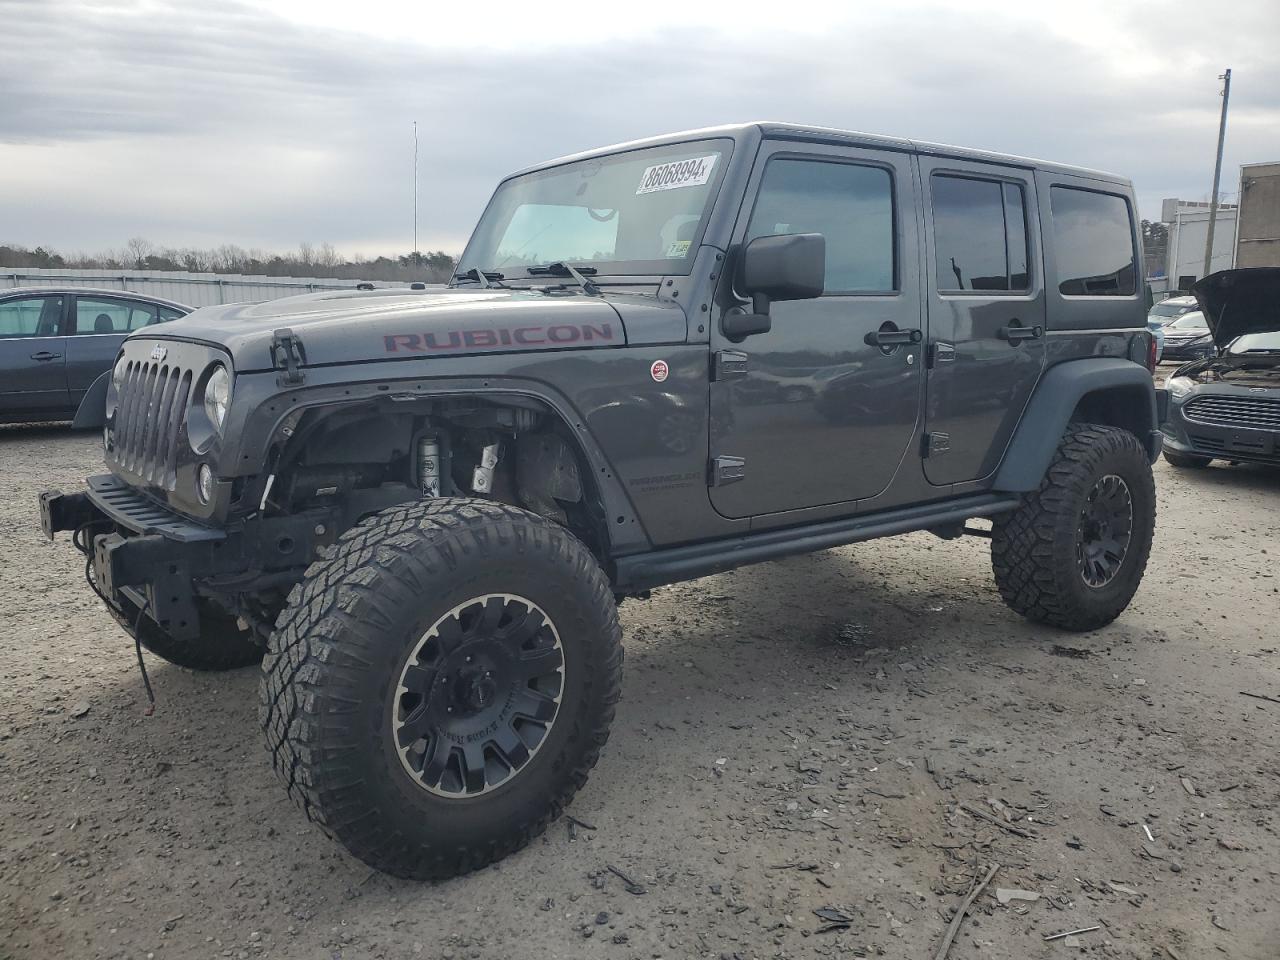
top-left (1162, 448), bottom-right (1212, 469)
top-left (992, 424), bottom-right (1155, 632)
top-left (260, 498), bottom-right (622, 880)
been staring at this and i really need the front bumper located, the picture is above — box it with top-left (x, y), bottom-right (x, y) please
top-left (1161, 404), bottom-right (1280, 465)
top-left (40, 475), bottom-right (322, 640)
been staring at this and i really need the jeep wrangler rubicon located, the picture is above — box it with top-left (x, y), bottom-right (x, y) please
top-left (40, 123), bottom-right (1164, 880)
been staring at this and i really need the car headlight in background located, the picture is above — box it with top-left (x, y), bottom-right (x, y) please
top-left (1166, 376), bottom-right (1195, 400)
top-left (204, 364), bottom-right (232, 431)
top-left (197, 463), bottom-right (215, 504)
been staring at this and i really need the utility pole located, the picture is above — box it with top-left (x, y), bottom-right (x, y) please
top-left (1202, 68), bottom-right (1231, 278)
top-left (413, 121), bottom-right (420, 256)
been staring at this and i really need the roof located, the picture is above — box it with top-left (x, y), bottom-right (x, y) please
top-left (506, 121), bottom-right (1129, 186)
top-left (1, 286), bottom-right (190, 310)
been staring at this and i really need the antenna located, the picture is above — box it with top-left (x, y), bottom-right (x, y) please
top-left (413, 121), bottom-right (419, 256)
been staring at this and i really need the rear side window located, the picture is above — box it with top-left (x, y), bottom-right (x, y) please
top-left (931, 175), bottom-right (1030, 293)
top-left (0, 296), bottom-right (63, 338)
top-left (75, 298), bottom-right (157, 334)
top-left (747, 159), bottom-right (896, 293)
top-left (157, 306), bottom-right (185, 322)
top-left (1050, 187), bottom-right (1136, 297)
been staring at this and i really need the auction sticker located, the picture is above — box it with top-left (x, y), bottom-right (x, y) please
top-left (636, 155), bottom-right (718, 195)
top-left (650, 359), bottom-right (669, 382)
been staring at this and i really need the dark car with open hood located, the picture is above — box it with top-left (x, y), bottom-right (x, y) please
top-left (1161, 268), bottom-right (1280, 468)
top-left (38, 122), bottom-right (1163, 882)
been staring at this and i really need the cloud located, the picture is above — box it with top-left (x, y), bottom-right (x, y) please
top-left (1, 0), bottom-right (1277, 255)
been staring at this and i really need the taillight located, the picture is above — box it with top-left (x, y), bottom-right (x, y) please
top-left (1147, 335), bottom-right (1158, 372)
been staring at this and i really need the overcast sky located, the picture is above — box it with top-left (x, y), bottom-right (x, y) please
top-left (2, 0), bottom-right (1278, 259)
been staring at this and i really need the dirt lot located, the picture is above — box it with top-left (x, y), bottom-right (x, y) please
top-left (1, 420), bottom-right (1278, 960)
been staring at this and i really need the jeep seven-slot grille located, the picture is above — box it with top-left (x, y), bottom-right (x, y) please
top-left (1184, 394), bottom-right (1280, 430)
top-left (111, 359), bottom-right (192, 489)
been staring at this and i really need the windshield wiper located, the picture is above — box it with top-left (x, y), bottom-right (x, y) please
top-left (527, 261), bottom-right (601, 296)
top-left (450, 267), bottom-right (507, 289)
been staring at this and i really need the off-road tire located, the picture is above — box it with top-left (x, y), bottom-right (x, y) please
top-left (259, 498), bottom-right (623, 881)
top-left (991, 423), bottom-right (1155, 632)
top-left (112, 593), bottom-right (263, 671)
top-left (1162, 448), bottom-right (1212, 469)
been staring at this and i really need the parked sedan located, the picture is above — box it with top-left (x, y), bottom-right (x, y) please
top-left (1148, 294), bottom-right (1200, 326)
top-left (0, 287), bottom-right (190, 424)
top-left (1161, 268), bottom-right (1280, 469)
top-left (1160, 310), bottom-right (1215, 362)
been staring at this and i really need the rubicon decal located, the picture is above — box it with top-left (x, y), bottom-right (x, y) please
top-left (385, 322), bottom-right (616, 353)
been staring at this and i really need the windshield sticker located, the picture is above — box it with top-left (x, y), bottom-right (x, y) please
top-left (665, 240), bottom-right (692, 258)
top-left (636, 155), bottom-right (718, 195)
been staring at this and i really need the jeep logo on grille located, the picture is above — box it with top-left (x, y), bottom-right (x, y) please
top-left (149, 344), bottom-right (167, 362)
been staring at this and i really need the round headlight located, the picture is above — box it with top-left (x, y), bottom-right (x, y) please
top-left (112, 355), bottom-right (128, 389)
top-left (197, 463), bottom-right (215, 504)
top-left (1166, 376), bottom-right (1194, 400)
top-left (204, 364), bottom-right (232, 431)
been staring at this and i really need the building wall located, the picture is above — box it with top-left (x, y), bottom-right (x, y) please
top-left (1236, 162), bottom-right (1280, 269)
top-left (1163, 204), bottom-right (1237, 292)
top-left (0, 267), bottom-right (415, 308)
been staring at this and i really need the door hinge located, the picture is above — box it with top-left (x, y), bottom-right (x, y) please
top-left (270, 328), bottom-right (307, 386)
top-left (922, 432), bottom-right (951, 457)
top-left (712, 350), bottom-right (749, 381)
top-left (709, 455), bottom-right (746, 486)
top-left (927, 342), bottom-right (956, 369)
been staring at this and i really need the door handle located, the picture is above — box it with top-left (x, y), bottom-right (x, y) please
top-left (864, 327), bottom-right (922, 347)
top-left (30, 351), bottom-right (63, 361)
top-left (997, 323), bottom-right (1043, 342)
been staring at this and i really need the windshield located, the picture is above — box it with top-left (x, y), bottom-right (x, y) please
top-left (1150, 300), bottom-right (1194, 318)
top-left (458, 139), bottom-right (732, 279)
top-left (1167, 311), bottom-right (1209, 330)
top-left (1227, 332), bottom-right (1280, 354)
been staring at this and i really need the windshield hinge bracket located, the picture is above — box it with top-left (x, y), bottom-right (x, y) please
top-left (270, 328), bottom-right (307, 386)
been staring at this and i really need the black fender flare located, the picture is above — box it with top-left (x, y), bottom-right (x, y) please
top-left (228, 373), bottom-right (652, 557)
top-left (992, 358), bottom-right (1161, 492)
top-left (71, 372), bottom-right (110, 429)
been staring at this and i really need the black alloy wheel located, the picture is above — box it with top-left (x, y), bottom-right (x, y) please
top-left (394, 594), bottom-right (564, 797)
top-left (1075, 474), bottom-right (1133, 588)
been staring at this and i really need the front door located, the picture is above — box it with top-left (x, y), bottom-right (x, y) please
top-left (709, 143), bottom-right (924, 519)
top-left (919, 160), bottom-right (1047, 485)
top-left (0, 294), bottom-right (70, 416)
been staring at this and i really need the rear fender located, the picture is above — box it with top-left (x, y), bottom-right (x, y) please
top-left (993, 358), bottom-right (1160, 492)
top-left (72, 372), bottom-right (110, 429)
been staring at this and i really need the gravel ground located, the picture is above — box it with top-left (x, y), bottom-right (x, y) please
top-left (1, 418), bottom-right (1278, 960)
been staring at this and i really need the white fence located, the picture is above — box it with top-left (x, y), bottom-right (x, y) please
top-left (0, 266), bottom-right (418, 308)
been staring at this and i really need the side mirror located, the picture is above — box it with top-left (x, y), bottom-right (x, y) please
top-left (723, 233), bottom-right (826, 341)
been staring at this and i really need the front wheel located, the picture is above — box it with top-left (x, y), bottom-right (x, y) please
top-left (259, 499), bottom-right (623, 880)
top-left (991, 424), bottom-right (1155, 632)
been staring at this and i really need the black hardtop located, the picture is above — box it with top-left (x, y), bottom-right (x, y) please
top-left (504, 121), bottom-right (1131, 187)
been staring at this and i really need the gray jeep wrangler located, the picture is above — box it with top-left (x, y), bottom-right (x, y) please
top-left (40, 123), bottom-right (1163, 880)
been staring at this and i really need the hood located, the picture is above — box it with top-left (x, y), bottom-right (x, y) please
top-left (135, 287), bottom-right (633, 371)
top-left (1192, 268), bottom-right (1280, 346)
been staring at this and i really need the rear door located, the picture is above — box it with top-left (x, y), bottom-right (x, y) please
top-left (0, 294), bottom-right (70, 415)
top-left (919, 159), bottom-right (1047, 485)
top-left (64, 295), bottom-right (160, 404)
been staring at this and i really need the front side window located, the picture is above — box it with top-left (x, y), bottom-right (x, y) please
top-left (75, 298), bottom-right (156, 334)
top-left (746, 158), bottom-right (895, 294)
top-left (459, 139), bottom-right (732, 278)
top-left (1050, 187), bottom-right (1137, 297)
top-left (931, 175), bottom-right (1030, 293)
top-left (0, 296), bottom-right (63, 338)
